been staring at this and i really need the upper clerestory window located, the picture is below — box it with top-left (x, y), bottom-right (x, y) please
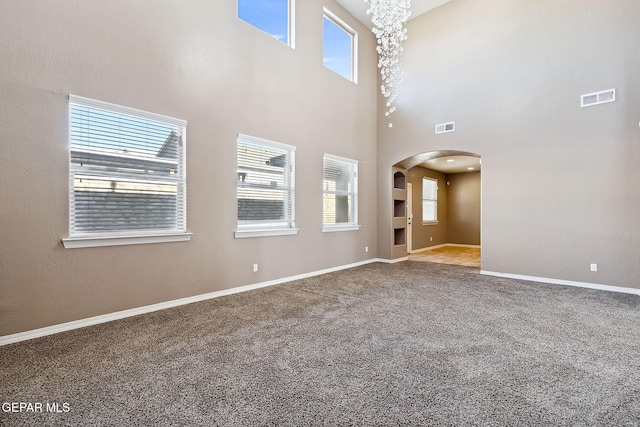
top-left (323, 9), bottom-right (357, 82)
top-left (238, 0), bottom-right (295, 48)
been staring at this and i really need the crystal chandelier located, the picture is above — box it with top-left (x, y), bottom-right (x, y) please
top-left (365, 0), bottom-right (411, 128)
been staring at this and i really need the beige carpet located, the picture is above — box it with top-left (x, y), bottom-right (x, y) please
top-left (410, 245), bottom-right (481, 267)
top-left (1, 261), bottom-right (639, 425)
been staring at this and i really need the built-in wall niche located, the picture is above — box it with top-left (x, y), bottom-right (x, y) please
top-left (391, 167), bottom-right (408, 255)
top-left (394, 199), bottom-right (406, 218)
top-left (393, 171), bottom-right (406, 189)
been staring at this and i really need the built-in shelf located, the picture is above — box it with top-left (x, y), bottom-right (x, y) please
top-left (393, 199), bottom-right (406, 218)
top-left (392, 168), bottom-right (407, 256)
top-left (393, 171), bottom-right (406, 190)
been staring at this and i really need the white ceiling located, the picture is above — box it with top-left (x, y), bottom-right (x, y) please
top-left (395, 151), bottom-right (481, 174)
top-left (335, 0), bottom-right (452, 28)
top-left (420, 155), bottom-right (481, 173)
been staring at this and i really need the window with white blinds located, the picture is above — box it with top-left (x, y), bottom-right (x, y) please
top-left (422, 177), bottom-right (438, 223)
top-left (323, 154), bottom-right (360, 232)
top-left (235, 134), bottom-right (297, 238)
top-left (65, 95), bottom-right (188, 247)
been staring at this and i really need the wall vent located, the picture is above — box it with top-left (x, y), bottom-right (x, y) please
top-left (435, 122), bottom-right (455, 134)
top-left (581, 89), bottom-right (615, 107)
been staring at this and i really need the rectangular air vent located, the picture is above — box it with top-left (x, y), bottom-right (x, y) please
top-left (581, 89), bottom-right (615, 107)
top-left (435, 121), bottom-right (455, 134)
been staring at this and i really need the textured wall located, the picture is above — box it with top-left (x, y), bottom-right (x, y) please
top-left (0, 0), bottom-right (378, 336)
top-left (377, 0), bottom-right (640, 288)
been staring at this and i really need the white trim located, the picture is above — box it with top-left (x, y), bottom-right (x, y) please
top-left (234, 228), bottom-right (299, 238)
top-left (62, 232), bottom-right (192, 249)
top-left (322, 224), bottom-right (361, 232)
top-left (322, 7), bottom-right (358, 83)
top-left (410, 243), bottom-right (481, 254)
top-left (323, 153), bottom-right (358, 164)
top-left (289, 0), bottom-right (296, 49)
top-left (69, 95), bottom-right (187, 127)
top-left (237, 133), bottom-right (295, 152)
top-left (480, 270), bottom-right (640, 296)
top-left (381, 256), bottom-right (409, 264)
top-left (0, 258), bottom-right (384, 346)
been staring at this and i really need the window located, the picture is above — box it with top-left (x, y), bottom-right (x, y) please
top-left (238, 0), bottom-right (294, 47)
top-left (323, 154), bottom-right (360, 232)
top-left (64, 95), bottom-right (189, 249)
top-left (323, 9), bottom-right (357, 82)
top-left (422, 177), bottom-right (438, 223)
top-left (236, 134), bottom-right (297, 238)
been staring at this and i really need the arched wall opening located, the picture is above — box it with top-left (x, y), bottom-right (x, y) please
top-left (391, 150), bottom-right (481, 264)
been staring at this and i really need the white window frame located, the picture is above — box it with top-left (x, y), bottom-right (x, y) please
top-left (235, 134), bottom-right (298, 239)
top-left (322, 154), bottom-right (360, 232)
top-left (322, 8), bottom-right (358, 83)
top-left (237, 0), bottom-right (296, 49)
top-left (63, 95), bottom-right (191, 249)
top-left (422, 177), bottom-right (438, 225)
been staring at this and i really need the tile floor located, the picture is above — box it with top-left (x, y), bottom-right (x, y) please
top-left (409, 245), bottom-right (481, 268)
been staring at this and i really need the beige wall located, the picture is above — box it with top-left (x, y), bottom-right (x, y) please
top-left (407, 168), bottom-right (480, 250)
top-left (378, 0), bottom-right (640, 288)
top-left (447, 171), bottom-right (481, 245)
top-left (0, 1), bottom-right (378, 336)
top-left (407, 166), bottom-right (448, 249)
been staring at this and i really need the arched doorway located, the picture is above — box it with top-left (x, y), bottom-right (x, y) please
top-left (392, 150), bottom-right (481, 267)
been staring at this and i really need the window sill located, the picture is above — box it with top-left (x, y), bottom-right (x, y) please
top-left (234, 228), bottom-right (299, 239)
top-left (322, 224), bottom-right (361, 233)
top-left (422, 221), bottom-right (440, 226)
top-left (62, 232), bottom-right (193, 249)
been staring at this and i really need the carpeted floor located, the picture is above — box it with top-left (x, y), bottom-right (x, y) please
top-left (1, 261), bottom-right (639, 426)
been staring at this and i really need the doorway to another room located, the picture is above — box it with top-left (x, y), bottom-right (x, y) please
top-left (393, 150), bottom-right (481, 268)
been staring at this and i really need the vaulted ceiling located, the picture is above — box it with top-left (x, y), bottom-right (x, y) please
top-left (335, 0), bottom-right (451, 28)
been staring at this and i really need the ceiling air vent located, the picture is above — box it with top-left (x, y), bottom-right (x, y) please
top-left (435, 121), bottom-right (455, 134)
top-left (581, 89), bottom-right (615, 107)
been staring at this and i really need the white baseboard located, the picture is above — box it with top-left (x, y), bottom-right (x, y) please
top-left (1, 258), bottom-right (386, 346)
top-left (378, 256), bottom-right (409, 263)
top-left (411, 243), bottom-right (480, 254)
top-left (480, 270), bottom-right (640, 296)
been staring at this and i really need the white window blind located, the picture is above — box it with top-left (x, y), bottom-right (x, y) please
top-left (422, 177), bottom-right (438, 223)
top-left (68, 95), bottom-right (187, 238)
top-left (236, 134), bottom-right (296, 236)
top-left (323, 154), bottom-right (359, 231)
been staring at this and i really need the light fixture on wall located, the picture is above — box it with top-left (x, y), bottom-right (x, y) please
top-left (365, 0), bottom-right (411, 128)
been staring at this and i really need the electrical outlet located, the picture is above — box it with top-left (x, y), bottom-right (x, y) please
top-left (253, 264), bottom-right (259, 273)
top-left (365, 246), bottom-right (369, 253)
top-left (590, 263), bottom-right (598, 272)
top-left (430, 237), bottom-right (433, 242)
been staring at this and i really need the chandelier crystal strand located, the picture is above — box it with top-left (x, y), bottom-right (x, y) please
top-left (365, 0), bottom-right (411, 128)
